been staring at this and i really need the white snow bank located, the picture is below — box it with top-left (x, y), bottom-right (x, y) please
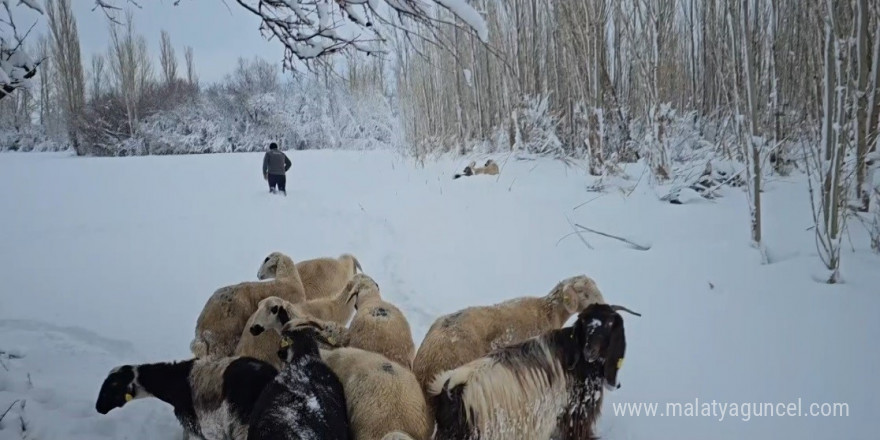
top-left (0, 150), bottom-right (877, 439)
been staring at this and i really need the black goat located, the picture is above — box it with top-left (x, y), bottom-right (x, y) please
top-left (247, 326), bottom-right (352, 440)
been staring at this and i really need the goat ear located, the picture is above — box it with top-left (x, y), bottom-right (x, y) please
top-left (562, 285), bottom-right (579, 314)
top-left (603, 315), bottom-right (626, 389)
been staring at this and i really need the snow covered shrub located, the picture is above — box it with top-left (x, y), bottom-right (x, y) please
top-left (512, 94), bottom-right (565, 157)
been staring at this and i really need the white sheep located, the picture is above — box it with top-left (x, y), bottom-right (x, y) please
top-left (428, 303), bottom-right (639, 440)
top-left (283, 319), bottom-right (433, 440)
top-left (233, 285), bottom-right (361, 369)
top-left (342, 273), bottom-right (417, 369)
top-left (412, 275), bottom-right (607, 399)
top-left (277, 274), bottom-right (417, 369)
top-left (190, 251), bottom-right (306, 359)
top-left (258, 251), bottom-right (363, 300)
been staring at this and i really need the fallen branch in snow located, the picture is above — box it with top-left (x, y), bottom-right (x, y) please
top-left (572, 194), bottom-right (605, 211)
top-left (574, 223), bottom-right (652, 251)
top-left (0, 399), bottom-right (19, 425)
top-left (561, 216), bottom-right (593, 250)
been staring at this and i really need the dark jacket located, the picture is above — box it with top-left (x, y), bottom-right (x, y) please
top-left (263, 150), bottom-right (291, 176)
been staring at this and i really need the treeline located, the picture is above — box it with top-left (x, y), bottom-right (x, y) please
top-left (0, 1), bottom-right (399, 156)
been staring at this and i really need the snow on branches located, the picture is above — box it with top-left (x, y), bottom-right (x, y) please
top-left (1, 0), bottom-right (145, 100)
top-left (0, 0), bottom-right (43, 100)
top-left (234, 0), bottom-right (489, 69)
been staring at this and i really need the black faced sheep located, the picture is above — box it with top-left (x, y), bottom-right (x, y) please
top-left (95, 355), bottom-right (278, 440)
top-left (428, 303), bottom-right (639, 440)
top-left (247, 325), bottom-right (352, 440)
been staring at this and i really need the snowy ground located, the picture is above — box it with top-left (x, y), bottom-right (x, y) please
top-left (0, 149), bottom-right (877, 440)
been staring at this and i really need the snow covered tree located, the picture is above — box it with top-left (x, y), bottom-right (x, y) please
top-left (159, 29), bottom-right (177, 87)
top-left (1, 0), bottom-right (489, 102)
top-left (106, 9), bottom-right (153, 137)
top-left (232, 0), bottom-right (489, 70)
top-left (46, 0), bottom-right (86, 155)
top-left (0, 1), bottom-right (42, 101)
top-left (806, 0), bottom-right (851, 284)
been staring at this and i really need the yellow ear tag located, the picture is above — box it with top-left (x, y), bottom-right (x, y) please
top-left (617, 358), bottom-right (624, 369)
top-left (327, 336), bottom-right (336, 345)
top-left (280, 337), bottom-right (292, 348)
top-left (124, 393), bottom-right (133, 402)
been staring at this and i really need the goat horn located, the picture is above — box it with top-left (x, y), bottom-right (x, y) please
top-left (292, 319), bottom-right (325, 331)
top-left (610, 305), bottom-right (642, 316)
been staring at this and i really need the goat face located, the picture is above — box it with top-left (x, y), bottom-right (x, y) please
top-left (573, 304), bottom-right (626, 391)
top-left (278, 325), bottom-right (321, 362)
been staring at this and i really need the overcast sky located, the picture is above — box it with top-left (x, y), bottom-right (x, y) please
top-left (14, 0), bottom-right (288, 85)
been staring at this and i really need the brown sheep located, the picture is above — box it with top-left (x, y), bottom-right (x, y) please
top-left (233, 287), bottom-right (360, 369)
top-left (343, 274), bottom-right (417, 369)
top-left (258, 252), bottom-right (363, 300)
top-left (189, 252), bottom-right (306, 359)
top-left (256, 274), bottom-right (416, 370)
top-left (412, 275), bottom-right (607, 403)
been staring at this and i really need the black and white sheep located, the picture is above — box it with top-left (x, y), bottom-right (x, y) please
top-left (428, 303), bottom-right (639, 440)
top-left (247, 325), bottom-right (352, 440)
top-left (95, 355), bottom-right (278, 440)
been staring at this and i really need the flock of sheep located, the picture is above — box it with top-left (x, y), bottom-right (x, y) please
top-left (94, 251), bottom-right (640, 440)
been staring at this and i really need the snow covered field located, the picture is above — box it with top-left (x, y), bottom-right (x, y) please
top-left (0, 149), bottom-right (877, 440)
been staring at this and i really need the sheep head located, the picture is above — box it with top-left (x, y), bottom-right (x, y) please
top-left (249, 296), bottom-right (293, 336)
top-left (553, 275), bottom-right (607, 314)
top-left (95, 365), bottom-right (142, 414)
top-left (569, 303), bottom-right (640, 391)
top-left (257, 252), bottom-right (284, 279)
top-left (257, 251), bottom-right (298, 280)
top-left (345, 273), bottom-right (382, 310)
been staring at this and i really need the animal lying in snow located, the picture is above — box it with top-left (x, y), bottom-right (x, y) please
top-left (95, 355), bottom-right (278, 440)
top-left (247, 325), bottom-right (352, 440)
top-left (453, 159), bottom-right (500, 179)
top-left (429, 303), bottom-right (640, 440)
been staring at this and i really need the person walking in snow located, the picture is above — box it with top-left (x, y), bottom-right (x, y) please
top-left (262, 142), bottom-right (292, 195)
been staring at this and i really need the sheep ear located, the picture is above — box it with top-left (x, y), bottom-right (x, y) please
top-left (562, 286), bottom-right (579, 314)
top-left (603, 315), bottom-right (626, 389)
top-left (276, 306), bottom-right (291, 325)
